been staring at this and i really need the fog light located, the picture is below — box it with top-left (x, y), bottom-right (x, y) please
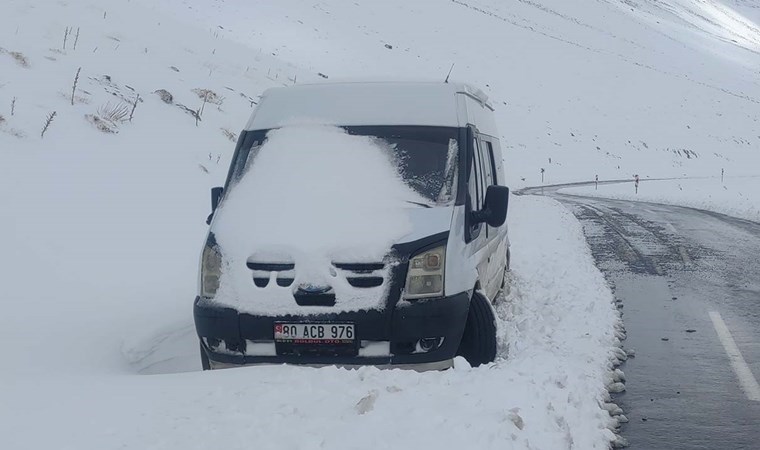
top-left (418, 337), bottom-right (443, 352)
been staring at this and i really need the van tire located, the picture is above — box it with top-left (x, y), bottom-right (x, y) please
top-left (200, 340), bottom-right (211, 371)
top-left (457, 291), bottom-right (497, 367)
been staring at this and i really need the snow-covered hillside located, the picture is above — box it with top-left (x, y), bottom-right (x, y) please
top-left (139, 0), bottom-right (760, 188)
top-left (7, 0), bottom-right (758, 448)
top-left (1, 0), bottom-right (629, 448)
top-left (1, 0), bottom-right (309, 373)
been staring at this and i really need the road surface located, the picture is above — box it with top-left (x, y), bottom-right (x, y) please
top-left (523, 184), bottom-right (760, 449)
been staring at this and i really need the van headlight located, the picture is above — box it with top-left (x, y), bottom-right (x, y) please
top-left (201, 244), bottom-right (222, 298)
top-left (404, 245), bottom-right (446, 299)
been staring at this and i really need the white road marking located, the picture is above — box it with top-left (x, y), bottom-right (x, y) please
top-left (665, 222), bottom-right (677, 233)
top-left (709, 311), bottom-right (760, 402)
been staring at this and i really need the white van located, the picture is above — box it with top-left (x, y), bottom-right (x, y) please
top-left (194, 81), bottom-right (510, 370)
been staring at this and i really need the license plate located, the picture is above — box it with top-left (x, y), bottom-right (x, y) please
top-left (274, 323), bottom-right (355, 344)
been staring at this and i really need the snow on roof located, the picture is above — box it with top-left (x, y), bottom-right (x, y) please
top-left (244, 81), bottom-right (491, 130)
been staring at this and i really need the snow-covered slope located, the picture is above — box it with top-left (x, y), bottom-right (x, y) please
top-left (140, 0), bottom-right (760, 188)
top-left (1, 0), bottom-right (308, 375)
top-left (13, 0), bottom-right (760, 447)
top-left (1, 0), bottom-right (627, 448)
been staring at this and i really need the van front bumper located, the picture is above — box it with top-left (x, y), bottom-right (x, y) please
top-left (206, 358), bottom-right (454, 371)
top-left (194, 291), bottom-right (471, 368)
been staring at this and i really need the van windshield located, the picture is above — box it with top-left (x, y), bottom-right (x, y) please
top-left (228, 125), bottom-right (460, 205)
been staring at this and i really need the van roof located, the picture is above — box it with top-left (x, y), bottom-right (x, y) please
top-left (244, 81), bottom-right (495, 132)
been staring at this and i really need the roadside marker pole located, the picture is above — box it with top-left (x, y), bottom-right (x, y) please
top-left (540, 168), bottom-right (545, 195)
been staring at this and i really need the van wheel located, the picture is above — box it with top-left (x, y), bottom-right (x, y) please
top-left (457, 291), bottom-right (497, 367)
top-left (200, 340), bottom-right (211, 371)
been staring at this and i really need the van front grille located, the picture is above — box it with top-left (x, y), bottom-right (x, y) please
top-left (334, 262), bottom-right (386, 288)
top-left (247, 261), bottom-right (386, 290)
top-left (333, 262), bottom-right (385, 273)
top-left (346, 277), bottom-right (384, 288)
top-left (247, 262), bottom-right (295, 271)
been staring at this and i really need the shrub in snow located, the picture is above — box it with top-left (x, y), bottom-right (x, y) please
top-left (83, 100), bottom-right (133, 133)
top-left (97, 101), bottom-right (130, 123)
top-left (85, 114), bottom-right (118, 133)
top-left (128, 93), bottom-right (140, 122)
top-left (40, 111), bottom-right (56, 138)
top-left (153, 89), bottom-right (173, 104)
top-left (2, 127), bottom-right (26, 139)
top-left (0, 48), bottom-right (30, 67)
top-left (220, 127), bottom-right (237, 142)
top-left (191, 88), bottom-right (223, 105)
top-left (12, 51), bottom-right (30, 67)
top-left (70, 67), bottom-right (81, 106)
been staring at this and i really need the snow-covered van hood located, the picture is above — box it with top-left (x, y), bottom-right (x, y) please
top-left (208, 203), bottom-right (454, 316)
top-left (395, 206), bottom-right (453, 245)
top-left (206, 125), bottom-right (456, 314)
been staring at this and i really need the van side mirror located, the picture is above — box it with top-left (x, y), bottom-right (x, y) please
top-left (473, 185), bottom-right (509, 227)
top-left (206, 187), bottom-right (224, 225)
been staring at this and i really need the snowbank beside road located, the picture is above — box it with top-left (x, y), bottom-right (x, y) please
top-left (561, 177), bottom-right (760, 223)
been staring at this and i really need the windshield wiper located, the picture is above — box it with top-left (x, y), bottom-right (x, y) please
top-left (406, 200), bottom-right (432, 208)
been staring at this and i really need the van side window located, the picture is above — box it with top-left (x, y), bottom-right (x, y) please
top-left (468, 163), bottom-right (477, 212)
top-left (470, 138), bottom-right (482, 211)
top-left (480, 142), bottom-right (492, 190)
top-left (485, 141), bottom-right (498, 185)
top-left (476, 139), bottom-right (488, 205)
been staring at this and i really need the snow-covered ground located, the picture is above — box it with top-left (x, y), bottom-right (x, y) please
top-left (6, 0), bottom-right (759, 447)
top-left (561, 176), bottom-right (760, 223)
top-left (1, 0), bottom-right (627, 448)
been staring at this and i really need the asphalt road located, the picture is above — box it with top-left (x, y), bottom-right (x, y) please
top-left (523, 184), bottom-right (760, 449)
